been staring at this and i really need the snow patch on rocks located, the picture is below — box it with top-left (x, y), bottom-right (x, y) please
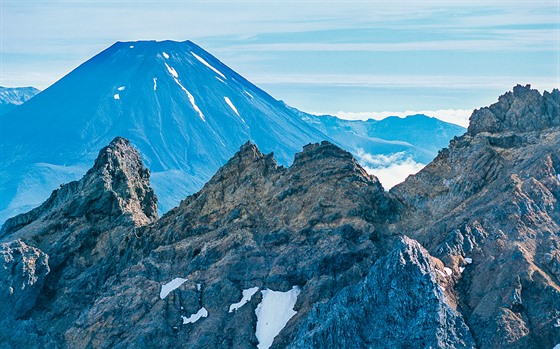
top-left (159, 277), bottom-right (188, 299)
top-left (182, 307), bottom-right (208, 324)
top-left (255, 286), bottom-right (300, 349)
top-left (229, 287), bottom-right (259, 313)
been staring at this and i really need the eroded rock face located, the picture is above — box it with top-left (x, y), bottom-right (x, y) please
top-left (0, 239), bottom-right (49, 319)
top-left (0, 138), bottom-right (156, 236)
top-left (1, 137), bottom-right (157, 237)
top-left (288, 237), bottom-right (475, 349)
top-left (392, 86), bottom-right (560, 349)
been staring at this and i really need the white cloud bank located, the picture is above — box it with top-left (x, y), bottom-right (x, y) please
top-left (363, 161), bottom-right (425, 190)
top-left (356, 150), bottom-right (426, 189)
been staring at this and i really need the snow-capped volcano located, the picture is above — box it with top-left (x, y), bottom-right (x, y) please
top-left (0, 40), bottom-right (329, 222)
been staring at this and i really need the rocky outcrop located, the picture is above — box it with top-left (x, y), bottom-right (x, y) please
top-left (1, 137), bottom-right (157, 237)
top-left (392, 86), bottom-right (560, 349)
top-left (288, 236), bottom-right (475, 349)
top-left (0, 239), bottom-right (49, 319)
top-left (467, 84), bottom-right (559, 135)
top-left (0, 139), bottom-right (405, 349)
top-left (0, 136), bottom-right (159, 260)
top-left (0, 137), bottom-right (157, 348)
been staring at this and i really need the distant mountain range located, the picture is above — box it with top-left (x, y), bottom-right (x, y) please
top-left (0, 86), bottom-right (40, 115)
top-left (0, 40), bottom-right (464, 223)
top-left (288, 103), bottom-right (464, 164)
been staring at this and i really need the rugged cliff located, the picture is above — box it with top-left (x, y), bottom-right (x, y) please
top-left (1, 86), bottom-right (559, 348)
top-left (60, 140), bottom-right (403, 348)
top-left (0, 137), bottom-right (158, 347)
top-left (392, 84), bottom-right (560, 349)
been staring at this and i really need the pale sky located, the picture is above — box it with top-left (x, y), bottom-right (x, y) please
top-left (1, 0), bottom-right (559, 126)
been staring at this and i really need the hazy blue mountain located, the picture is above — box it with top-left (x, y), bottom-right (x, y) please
top-left (0, 86), bottom-right (40, 115)
top-left (287, 104), bottom-right (466, 165)
top-left (0, 40), bottom-right (330, 223)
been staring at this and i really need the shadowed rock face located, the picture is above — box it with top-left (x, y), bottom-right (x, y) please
top-left (288, 236), bottom-right (475, 349)
top-left (0, 139), bottom-right (405, 349)
top-left (64, 141), bottom-right (402, 349)
top-left (0, 239), bottom-right (49, 319)
top-left (1, 86), bottom-right (559, 348)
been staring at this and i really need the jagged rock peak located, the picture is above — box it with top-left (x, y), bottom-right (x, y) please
top-left (1, 137), bottom-right (157, 235)
top-left (293, 140), bottom-right (353, 164)
top-left (206, 141), bottom-right (278, 183)
top-left (467, 84), bottom-right (560, 135)
top-left (85, 136), bottom-right (158, 225)
top-left (233, 141), bottom-right (267, 162)
top-left (92, 136), bottom-right (136, 168)
top-left (293, 140), bottom-right (381, 186)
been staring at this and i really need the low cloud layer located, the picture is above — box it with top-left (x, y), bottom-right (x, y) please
top-left (356, 150), bottom-right (425, 189)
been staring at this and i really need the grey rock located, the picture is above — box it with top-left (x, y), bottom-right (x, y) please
top-left (1, 136), bottom-right (157, 237)
top-left (288, 236), bottom-right (475, 349)
top-left (1, 86), bottom-right (559, 349)
top-left (392, 86), bottom-right (560, 349)
top-left (64, 140), bottom-right (400, 349)
top-left (0, 239), bottom-right (49, 319)
top-left (467, 84), bottom-right (559, 135)
top-left (0, 137), bottom-right (157, 348)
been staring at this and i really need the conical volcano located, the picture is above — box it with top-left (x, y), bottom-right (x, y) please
top-left (0, 40), bottom-right (330, 221)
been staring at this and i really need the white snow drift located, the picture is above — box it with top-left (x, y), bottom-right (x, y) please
top-left (229, 287), bottom-right (259, 313)
top-left (159, 277), bottom-right (188, 299)
top-left (255, 286), bottom-right (301, 349)
top-left (192, 52), bottom-right (226, 79)
top-left (182, 307), bottom-right (208, 324)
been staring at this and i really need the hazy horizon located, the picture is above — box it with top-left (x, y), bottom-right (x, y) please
top-left (1, 1), bottom-right (558, 126)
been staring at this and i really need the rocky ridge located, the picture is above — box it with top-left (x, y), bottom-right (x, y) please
top-left (467, 84), bottom-right (559, 135)
top-left (1, 137), bottom-right (157, 236)
top-left (64, 140), bottom-right (402, 348)
top-left (1, 85), bottom-right (559, 348)
top-left (392, 84), bottom-right (560, 348)
top-left (0, 137), bottom-right (157, 348)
